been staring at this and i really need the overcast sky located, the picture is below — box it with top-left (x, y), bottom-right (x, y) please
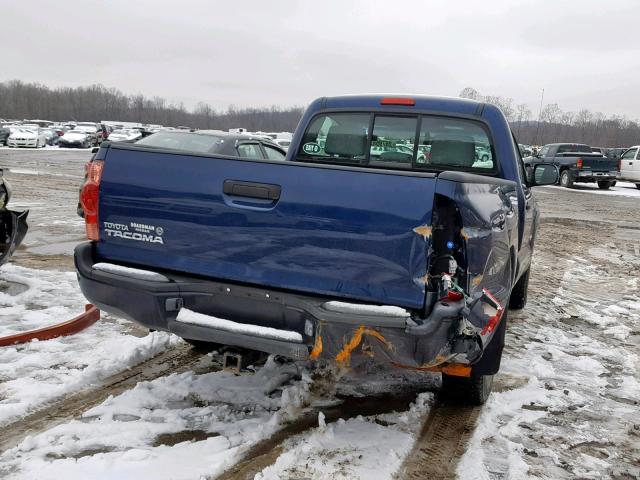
top-left (2, 0), bottom-right (639, 117)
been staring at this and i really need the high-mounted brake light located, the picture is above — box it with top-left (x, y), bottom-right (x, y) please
top-left (80, 160), bottom-right (104, 241)
top-left (576, 158), bottom-right (583, 169)
top-left (380, 97), bottom-right (415, 106)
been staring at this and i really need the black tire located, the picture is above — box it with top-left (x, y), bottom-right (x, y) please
top-left (635, 184), bottom-right (640, 190)
top-left (597, 180), bottom-right (612, 190)
top-left (481, 154), bottom-right (489, 161)
top-left (559, 170), bottom-right (573, 188)
top-left (441, 372), bottom-right (493, 405)
top-left (610, 181), bottom-right (617, 187)
top-left (509, 268), bottom-right (530, 310)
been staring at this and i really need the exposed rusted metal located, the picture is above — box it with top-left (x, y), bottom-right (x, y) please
top-left (391, 362), bottom-right (472, 377)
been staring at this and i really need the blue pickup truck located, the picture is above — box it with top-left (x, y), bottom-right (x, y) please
top-left (75, 95), bottom-right (557, 404)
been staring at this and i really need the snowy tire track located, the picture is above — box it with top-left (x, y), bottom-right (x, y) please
top-left (0, 343), bottom-right (210, 453)
top-left (398, 402), bottom-right (481, 480)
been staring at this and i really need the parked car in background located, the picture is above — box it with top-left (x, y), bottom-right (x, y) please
top-left (74, 123), bottom-right (100, 146)
top-left (0, 127), bottom-right (9, 146)
top-left (604, 147), bottom-right (627, 159)
top-left (617, 146), bottom-right (640, 189)
top-left (7, 127), bottom-right (47, 148)
top-left (519, 144), bottom-right (533, 157)
top-left (134, 130), bottom-right (287, 159)
top-left (107, 129), bottom-right (143, 143)
top-left (58, 129), bottom-right (91, 148)
top-left (41, 128), bottom-right (59, 146)
top-left (526, 143), bottom-right (619, 189)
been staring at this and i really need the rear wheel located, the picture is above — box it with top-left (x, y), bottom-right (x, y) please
top-left (559, 170), bottom-right (573, 188)
top-left (597, 180), bottom-right (613, 190)
top-left (509, 269), bottom-right (530, 310)
top-left (636, 183), bottom-right (640, 190)
top-left (441, 372), bottom-right (493, 405)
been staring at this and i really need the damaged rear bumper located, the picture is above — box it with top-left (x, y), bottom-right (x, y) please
top-left (0, 209), bottom-right (29, 266)
top-left (74, 242), bottom-right (499, 372)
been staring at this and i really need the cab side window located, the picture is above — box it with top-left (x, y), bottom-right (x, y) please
top-left (621, 148), bottom-right (637, 160)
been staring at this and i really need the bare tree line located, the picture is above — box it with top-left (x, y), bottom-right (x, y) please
top-left (2, 80), bottom-right (638, 146)
top-left (0, 80), bottom-right (304, 132)
top-left (460, 87), bottom-right (640, 147)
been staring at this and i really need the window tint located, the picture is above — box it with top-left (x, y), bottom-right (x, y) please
top-left (370, 116), bottom-right (417, 167)
top-left (237, 143), bottom-right (263, 159)
top-left (417, 116), bottom-right (494, 170)
top-left (622, 148), bottom-right (637, 160)
top-left (297, 112), bottom-right (495, 172)
top-left (137, 132), bottom-right (226, 153)
top-left (263, 145), bottom-right (286, 161)
top-left (297, 113), bottom-right (369, 164)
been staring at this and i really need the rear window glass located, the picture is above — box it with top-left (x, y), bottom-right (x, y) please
top-left (136, 132), bottom-right (226, 153)
top-left (296, 112), bottom-right (495, 171)
top-left (557, 144), bottom-right (591, 154)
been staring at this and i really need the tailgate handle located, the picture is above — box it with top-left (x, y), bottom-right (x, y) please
top-left (223, 180), bottom-right (281, 200)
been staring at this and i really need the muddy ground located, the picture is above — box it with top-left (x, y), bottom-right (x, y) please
top-left (0, 147), bottom-right (638, 479)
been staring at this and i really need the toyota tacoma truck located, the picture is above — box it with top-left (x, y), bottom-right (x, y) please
top-left (525, 143), bottom-right (618, 189)
top-left (75, 95), bottom-right (557, 404)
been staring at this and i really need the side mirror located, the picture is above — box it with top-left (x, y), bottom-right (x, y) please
top-left (531, 164), bottom-right (558, 186)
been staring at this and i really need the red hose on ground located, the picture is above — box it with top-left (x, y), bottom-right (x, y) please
top-left (0, 304), bottom-right (100, 347)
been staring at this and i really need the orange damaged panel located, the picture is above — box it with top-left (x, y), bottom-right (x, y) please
top-left (335, 325), bottom-right (392, 364)
top-left (309, 334), bottom-right (323, 360)
top-left (392, 362), bottom-right (472, 377)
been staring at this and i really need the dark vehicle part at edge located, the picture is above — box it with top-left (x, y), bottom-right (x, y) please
top-left (0, 170), bottom-right (29, 265)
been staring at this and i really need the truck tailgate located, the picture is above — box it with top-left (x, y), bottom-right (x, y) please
top-left (96, 146), bottom-right (436, 309)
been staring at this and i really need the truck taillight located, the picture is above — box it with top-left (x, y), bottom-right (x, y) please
top-left (576, 158), bottom-right (583, 169)
top-left (80, 160), bottom-right (104, 241)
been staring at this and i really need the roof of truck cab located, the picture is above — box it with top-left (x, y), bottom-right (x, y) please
top-left (319, 94), bottom-right (484, 115)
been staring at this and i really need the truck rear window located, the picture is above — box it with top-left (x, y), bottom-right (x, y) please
top-left (297, 112), bottom-right (495, 171)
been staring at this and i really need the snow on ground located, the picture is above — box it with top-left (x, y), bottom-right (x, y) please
top-left (542, 181), bottom-right (640, 198)
top-left (457, 252), bottom-right (640, 479)
top-left (0, 264), bottom-right (177, 426)
top-left (0, 358), bottom-right (309, 480)
top-left (255, 393), bottom-right (433, 480)
top-left (0, 354), bottom-right (434, 480)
